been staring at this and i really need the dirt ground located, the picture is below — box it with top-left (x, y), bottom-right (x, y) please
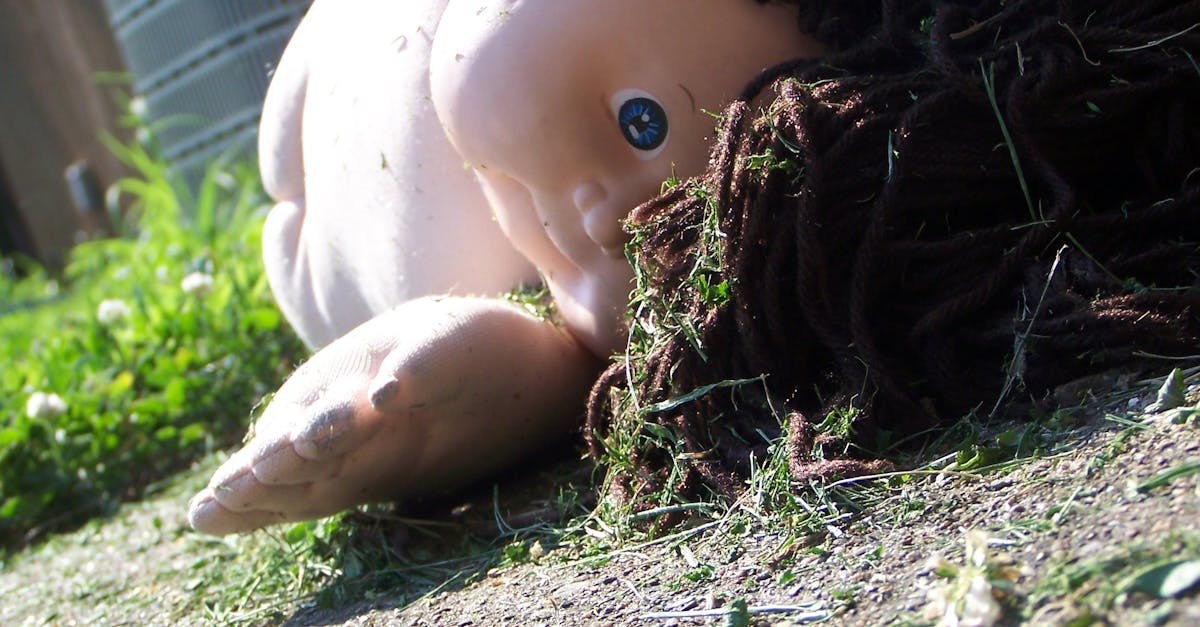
top-left (3, 381), bottom-right (1198, 626)
top-left (290, 397), bottom-right (1200, 626)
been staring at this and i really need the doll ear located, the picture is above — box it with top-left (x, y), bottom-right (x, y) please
top-left (611, 89), bottom-right (669, 159)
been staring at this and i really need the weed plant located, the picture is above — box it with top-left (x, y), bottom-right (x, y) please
top-left (0, 134), bottom-right (304, 548)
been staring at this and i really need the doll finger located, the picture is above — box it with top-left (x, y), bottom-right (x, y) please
top-left (188, 489), bottom-right (289, 536)
top-left (250, 439), bottom-right (345, 486)
top-left (207, 472), bottom-right (335, 517)
top-left (288, 378), bottom-right (379, 459)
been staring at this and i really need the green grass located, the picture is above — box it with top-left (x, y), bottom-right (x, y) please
top-left (0, 133), bottom-right (304, 548)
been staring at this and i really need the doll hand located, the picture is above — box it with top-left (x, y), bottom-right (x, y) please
top-left (188, 297), bottom-right (598, 535)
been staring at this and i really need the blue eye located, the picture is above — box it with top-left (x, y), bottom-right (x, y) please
top-left (617, 96), bottom-right (668, 152)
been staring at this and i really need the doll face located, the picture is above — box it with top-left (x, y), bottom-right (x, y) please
top-left (431, 0), bottom-right (819, 352)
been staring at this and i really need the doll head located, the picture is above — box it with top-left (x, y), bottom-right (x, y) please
top-left (582, 0), bottom-right (1200, 506)
top-left (430, 0), bottom-right (821, 354)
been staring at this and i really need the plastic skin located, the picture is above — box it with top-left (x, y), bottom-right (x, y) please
top-left (188, 0), bottom-right (821, 535)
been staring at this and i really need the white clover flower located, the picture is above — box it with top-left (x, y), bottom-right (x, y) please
top-left (155, 265), bottom-right (170, 282)
top-left (181, 271), bottom-right (214, 297)
top-left (97, 299), bottom-right (132, 325)
top-left (26, 392), bottom-right (67, 419)
top-left (129, 96), bottom-right (148, 117)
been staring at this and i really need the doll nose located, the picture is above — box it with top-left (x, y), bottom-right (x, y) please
top-left (573, 181), bottom-right (606, 215)
top-left (573, 181), bottom-right (626, 253)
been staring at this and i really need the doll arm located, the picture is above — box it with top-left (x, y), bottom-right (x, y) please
top-left (188, 296), bottom-right (599, 535)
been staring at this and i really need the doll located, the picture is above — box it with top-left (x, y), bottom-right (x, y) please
top-left (188, 0), bottom-right (821, 535)
top-left (192, 0), bottom-right (1200, 533)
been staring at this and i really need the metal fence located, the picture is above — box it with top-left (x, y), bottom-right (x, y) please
top-left (102, 0), bottom-right (311, 184)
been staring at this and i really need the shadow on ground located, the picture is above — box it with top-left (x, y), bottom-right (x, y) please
top-left (282, 450), bottom-right (597, 626)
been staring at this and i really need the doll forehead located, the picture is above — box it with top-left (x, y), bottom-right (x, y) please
top-left (434, 0), bottom-right (765, 109)
top-left (446, 0), bottom-right (706, 27)
top-left (439, 0), bottom-right (768, 62)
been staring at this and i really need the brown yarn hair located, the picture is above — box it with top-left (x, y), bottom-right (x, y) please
top-left (586, 0), bottom-right (1200, 504)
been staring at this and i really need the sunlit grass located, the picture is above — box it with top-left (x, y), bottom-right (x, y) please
top-left (0, 133), bottom-right (304, 548)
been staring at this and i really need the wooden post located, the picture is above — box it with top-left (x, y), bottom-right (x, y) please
top-left (0, 0), bottom-right (130, 268)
